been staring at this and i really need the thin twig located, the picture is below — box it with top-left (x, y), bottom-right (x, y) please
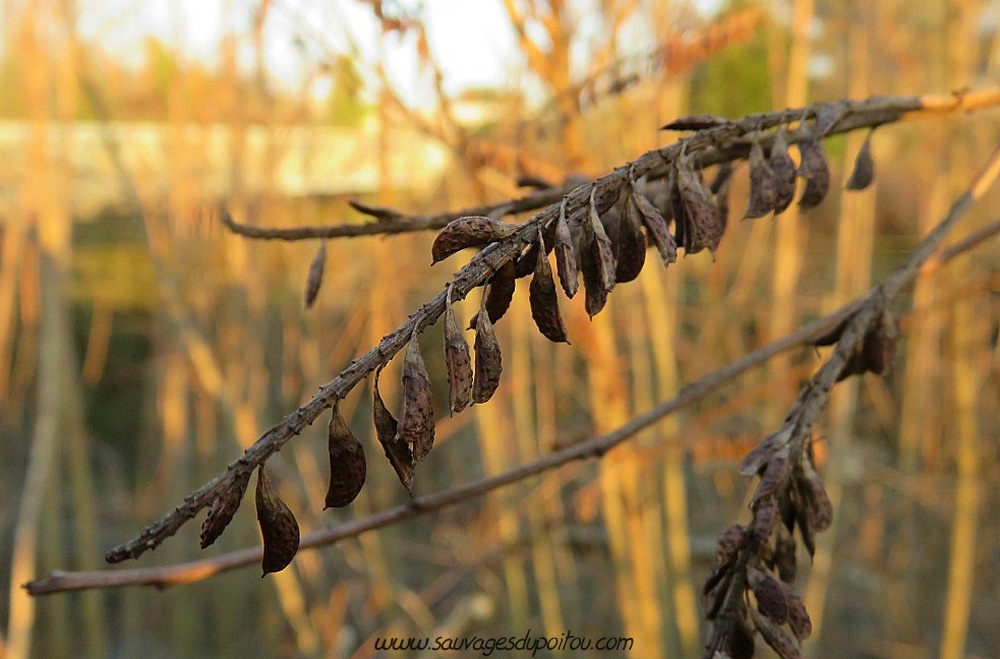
top-left (93, 90), bottom-right (1000, 568)
top-left (24, 204), bottom-right (1000, 596)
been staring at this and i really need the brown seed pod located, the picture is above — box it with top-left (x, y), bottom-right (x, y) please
top-left (798, 463), bottom-right (833, 533)
top-left (749, 604), bottom-right (803, 659)
top-left (710, 161), bottom-right (735, 229)
top-left (200, 469), bottom-right (251, 549)
top-left (399, 332), bottom-right (435, 462)
top-left (484, 261), bottom-right (516, 324)
top-left (749, 568), bottom-right (790, 624)
top-left (676, 164), bottom-right (725, 254)
top-left (372, 366), bottom-right (414, 491)
top-left (255, 466), bottom-right (300, 576)
top-left (739, 425), bottom-right (792, 477)
top-left (714, 524), bottom-right (748, 569)
top-left (472, 294), bottom-right (503, 403)
top-left (797, 138), bottom-right (830, 210)
top-left (629, 181), bottom-right (677, 267)
top-left (786, 590), bottom-right (813, 640)
top-left (769, 132), bottom-right (798, 214)
top-left (728, 612), bottom-right (757, 659)
top-left (753, 452), bottom-right (792, 504)
top-left (845, 131), bottom-right (876, 191)
top-left (553, 199), bottom-right (580, 299)
top-left (615, 192), bottom-right (647, 283)
top-left (325, 403), bottom-right (367, 508)
top-left (304, 240), bottom-right (327, 309)
top-left (744, 141), bottom-right (779, 219)
top-left (431, 215), bottom-right (519, 264)
top-left (529, 235), bottom-right (569, 343)
top-left (774, 524), bottom-right (798, 583)
top-left (579, 186), bottom-right (617, 317)
top-left (443, 288), bottom-right (473, 415)
top-left (753, 497), bottom-right (779, 547)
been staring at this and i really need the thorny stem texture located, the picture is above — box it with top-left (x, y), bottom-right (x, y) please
top-left (99, 90), bottom-right (998, 566)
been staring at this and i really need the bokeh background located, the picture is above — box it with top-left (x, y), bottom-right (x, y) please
top-left (1, 1), bottom-right (1000, 657)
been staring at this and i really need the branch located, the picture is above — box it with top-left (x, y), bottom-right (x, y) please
top-left (24, 209), bottom-right (1000, 596)
top-left (99, 90), bottom-right (1000, 567)
top-left (223, 89), bottom-right (1000, 242)
top-left (703, 144), bottom-right (1000, 658)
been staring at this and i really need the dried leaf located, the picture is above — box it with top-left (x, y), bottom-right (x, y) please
top-left (529, 236), bottom-right (570, 343)
top-left (797, 138), bottom-right (830, 210)
top-left (769, 132), bottom-right (797, 214)
top-left (255, 466), bottom-right (300, 576)
top-left (677, 164), bottom-right (725, 253)
top-left (553, 199), bottom-right (580, 299)
top-left (630, 183), bottom-right (677, 266)
top-left (615, 193), bottom-right (647, 283)
top-left (373, 366), bottom-right (414, 491)
top-left (473, 294), bottom-right (503, 403)
top-left (744, 141), bottom-right (778, 219)
top-left (325, 403), bottom-right (367, 508)
top-left (304, 240), bottom-right (327, 309)
top-left (845, 131), bottom-right (875, 191)
top-left (399, 333), bottom-right (435, 461)
top-left (444, 289), bottom-right (473, 415)
top-left (200, 469), bottom-right (251, 549)
top-left (431, 215), bottom-right (518, 264)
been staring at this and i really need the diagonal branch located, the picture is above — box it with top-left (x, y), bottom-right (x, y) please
top-left (100, 90), bottom-right (1000, 567)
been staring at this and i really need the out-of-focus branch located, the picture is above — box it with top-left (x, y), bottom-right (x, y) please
top-left (24, 202), bottom-right (1000, 595)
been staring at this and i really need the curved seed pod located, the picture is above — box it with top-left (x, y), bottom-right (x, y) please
top-left (588, 185), bottom-right (617, 289)
top-left (740, 425), bottom-right (793, 476)
top-left (513, 241), bottom-right (539, 279)
top-left (669, 168), bottom-right (689, 251)
top-left (484, 261), bottom-right (516, 324)
top-left (325, 403), bottom-right (366, 508)
top-left (373, 366), bottom-right (414, 491)
top-left (630, 182), bottom-right (676, 267)
top-left (769, 132), bottom-right (797, 214)
top-left (728, 612), bottom-right (757, 659)
top-left (845, 131), bottom-right (875, 191)
top-left (431, 215), bottom-right (519, 264)
top-left (553, 199), bottom-right (579, 298)
top-left (797, 138), bottom-right (830, 209)
top-left (749, 605), bottom-right (803, 659)
top-left (200, 469), bottom-right (251, 549)
top-left (786, 590), bottom-right (813, 640)
top-left (798, 462), bottom-right (833, 533)
top-left (774, 523), bottom-right (798, 583)
top-left (444, 288), bottom-right (473, 415)
top-left (744, 141), bottom-right (778, 219)
top-left (677, 164), bottom-right (725, 253)
top-left (752, 450), bottom-right (792, 504)
top-left (304, 240), bottom-right (327, 309)
top-left (528, 235), bottom-right (569, 343)
top-left (472, 293), bottom-right (502, 403)
top-left (255, 466), bottom-right (300, 576)
top-left (714, 524), bottom-right (747, 569)
top-left (615, 193), bottom-right (647, 283)
top-left (749, 568), bottom-right (790, 624)
top-left (753, 497), bottom-right (779, 547)
top-left (399, 332), bottom-right (435, 461)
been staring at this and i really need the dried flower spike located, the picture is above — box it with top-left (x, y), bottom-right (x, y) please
top-left (431, 215), bottom-right (519, 264)
top-left (845, 130), bottom-right (875, 191)
top-left (304, 240), bottom-right (327, 309)
top-left (399, 332), bottom-right (435, 461)
top-left (200, 469), bottom-right (251, 549)
top-left (528, 235), bottom-right (570, 343)
top-left (472, 292), bottom-right (503, 403)
top-left (443, 287), bottom-right (473, 415)
top-left (325, 403), bottom-right (366, 508)
top-left (255, 466), bottom-right (300, 576)
top-left (373, 365), bottom-right (415, 491)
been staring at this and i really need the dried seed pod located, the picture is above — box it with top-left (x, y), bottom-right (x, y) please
top-left (774, 524), bottom-right (798, 583)
top-left (728, 612), bottom-right (757, 659)
top-left (749, 605), bottom-right (803, 659)
top-left (529, 235), bottom-right (569, 343)
top-left (740, 426), bottom-right (792, 477)
top-left (714, 524), bottom-right (748, 568)
top-left (710, 161), bottom-right (735, 229)
top-left (553, 199), bottom-right (580, 299)
top-left (615, 193), bottom-right (647, 283)
top-left (797, 138), bottom-right (830, 210)
top-left (325, 403), bottom-right (367, 508)
top-left (431, 215), bottom-right (519, 264)
top-left (443, 289), bottom-right (473, 415)
top-left (484, 261), bottom-right (516, 324)
top-left (304, 240), bottom-right (327, 309)
top-left (629, 182), bottom-right (677, 267)
top-left (753, 452), bottom-right (792, 504)
top-left (769, 132), bottom-right (797, 214)
top-left (399, 332), bottom-right (435, 461)
top-left (472, 294), bottom-right (503, 403)
top-left (862, 311), bottom-right (897, 375)
top-left (845, 131), bottom-right (875, 191)
top-left (798, 463), bottom-right (833, 533)
top-left (669, 168), bottom-right (689, 251)
top-left (786, 591), bottom-right (813, 640)
top-left (255, 466), bottom-right (300, 576)
top-left (749, 568), bottom-right (790, 624)
top-left (513, 241), bottom-right (539, 279)
top-left (579, 186), bottom-right (617, 317)
top-left (753, 497), bottom-right (779, 547)
top-left (744, 141), bottom-right (778, 219)
top-left (200, 469), bottom-right (251, 549)
top-left (676, 164), bottom-right (725, 253)
top-left (373, 366), bottom-right (414, 491)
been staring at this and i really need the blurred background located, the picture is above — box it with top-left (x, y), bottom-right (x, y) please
top-left (1, 0), bottom-right (1000, 657)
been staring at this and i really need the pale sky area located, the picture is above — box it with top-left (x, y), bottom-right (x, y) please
top-left (72, 0), bottom-right (670, 108)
